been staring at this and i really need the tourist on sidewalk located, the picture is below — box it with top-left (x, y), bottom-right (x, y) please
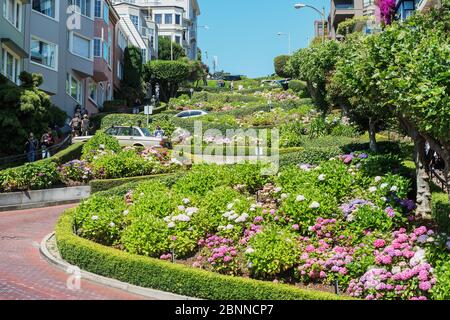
top-left (25, 133), bottom-right (38, 162)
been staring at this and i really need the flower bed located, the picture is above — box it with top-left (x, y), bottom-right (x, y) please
top-left (70, 156), bottom-right (450, 300)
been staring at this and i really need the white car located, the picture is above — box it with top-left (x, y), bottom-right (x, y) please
top-left (73, 126), bottom-right (170, 148)
top-left (175, 110), bottom-right (208, 119)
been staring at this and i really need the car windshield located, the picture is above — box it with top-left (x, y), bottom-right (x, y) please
top-left (141, 128), bottom-right (152, 137)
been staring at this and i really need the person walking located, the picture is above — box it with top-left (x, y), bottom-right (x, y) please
top-left (81, 114), bottom-right (90, 136)
top-left (25, 133), bottom-right (38, 162)
top-left (40, 129), bottom-right (54, 159)
top-left (69, 114), bottom-right (81, 137)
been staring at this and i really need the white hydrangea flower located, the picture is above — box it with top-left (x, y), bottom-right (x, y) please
top-left (245, 247), bottom-right (255, 254)
top-left (380, 197), bottom-right (387, 202)
top-left (168, 222), bottom-right (176, 228)
top-left (225, 224), bottom-right (234, 230)
top-left (163, 216), bottom-right (171, 223)
top-left (380, 183), bottom-right (388, 189)
top-left (375, 176), bottom-right (382, 183)
top-left (182, 198), bottom-right (190, 204)
top-left (91, 215), bottom-right (99, 221)
top-left (229, 214), bottom-right (239, 221)
top-left (296, 195), bottom-right (306, 202)
top-left (274, 187), bottom-right (282, 193)
top-left (217, 226), bottom-right (225, 231)
top-left (346, 214), bottom-right (354, 222)
top-left (390, 186), bottom-right (398, 192)
top-left (391, 266), bottom-right (401, 274)
top-left (122, 210), bottom-right (129, 216)
top-left (318, 174), bottom-right (326, 181)
top-left (185, 207), bottom-right (199, 215)
top-left (227, 203), bottom-right (234, 210)
top-left (109, 222), bottom-right (115, 228)
top-left (222, 211), bottom-right (231, 218)
top-left (280, 193), bottom-right (288, 200)
top-left (309, 201), bottom-right (320, 209)
top-left (177, 205), bottom-right (186, 211)
top-left (173, 214), bottom-right (190, 222)
top-left (369, 186), bottom-right (377, 193)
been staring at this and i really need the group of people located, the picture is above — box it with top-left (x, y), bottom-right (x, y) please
top-left (70, 105), bottom-right (90, 137)
top-left (24, 128), bottom-right (55, 162)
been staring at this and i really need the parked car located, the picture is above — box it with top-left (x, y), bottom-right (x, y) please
top-left (261, 80), bottom-right (282, 88)
top-left (72, 126), bottom-right (171, 148)
top-left (175, 110), bottom-right (208, 119)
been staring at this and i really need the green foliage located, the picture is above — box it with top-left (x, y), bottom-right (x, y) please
top-left (274, 55), bottom-right (291, 78)
top-left (56, 210), bottom-right (344, 300)
top-left (336, 16), bottom-right (370, 36)
top-left (432, 192), bottom-right (450, 233)
top-left (120, 46), bottom-right (145, 106)
top-left (102, 100), bottom-right (127, 113)
top-left (81, 131), bottom-right (121, 162)
top-left (246, 226), bottom-right (300, 278)
top-left (158, 37), bottom-right (186, 61)
top-left (0, 71), bottom-right (66, 156)
top-left (0, 160), bottom-right (60, 192)
top-left (288, 80), bottom-right (307, 95)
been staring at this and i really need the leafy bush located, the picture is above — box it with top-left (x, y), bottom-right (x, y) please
top-left (246, 226), bottom-right (299, 278)
top-left (73, 196), bottom-right (127, 246)
top-left (0, 160), bottom-right (61, 192)
top-left (432, 193), bottom-right (450, 233)
top-left (288, 80), bottom-right (307, 95)
top-left (82, 132), bottom-right (121, 162)
top-left (274, 55), bottom-right (291, 78)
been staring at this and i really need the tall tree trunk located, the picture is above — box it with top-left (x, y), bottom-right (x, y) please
top-left (413, 132), bottom-right (432, 219)
top-left (368, 118), bottom-right (378, 153)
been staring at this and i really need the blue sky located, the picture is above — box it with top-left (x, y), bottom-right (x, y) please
top-left (197, 0), bottom-right (330, 78)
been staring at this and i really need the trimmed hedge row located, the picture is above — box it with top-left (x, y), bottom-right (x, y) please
top-left (89, 172), bottom-right (180, 194)
top-left (55, 210), bottom-right (346, 300)
top-left (52, 143), bottom-right (84, 165)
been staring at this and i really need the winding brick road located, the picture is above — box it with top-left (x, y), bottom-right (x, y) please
top-left (0, 205), bottom-right (143, 300)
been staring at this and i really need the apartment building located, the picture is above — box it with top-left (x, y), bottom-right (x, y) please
top-left (24, 0), bottom-right (95, 116)
top-left (113, 1), bottom-right (158, 62)
top-left (0, 0), bottom-right (29, 85)
top-left (113, 0), bottom-right (200, 60)
top-left (328, 0), bottom-right (379, 39)
top-left (314, 20), bottom-right (328, 38)
top-left (395, 0), bottom-right (441, 21)
top-left (113, 19), bottom-right (130, 96)
top-left (85, 0), bottom-right (120, 112)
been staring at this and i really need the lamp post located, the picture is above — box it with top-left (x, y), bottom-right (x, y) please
top-left (294, 3), bottom-right (326, 43)
top-left (277, 32), bottom-right (291, 55)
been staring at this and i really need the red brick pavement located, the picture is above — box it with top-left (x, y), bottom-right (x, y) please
top-left (0, 205), bottom-right (145, 300)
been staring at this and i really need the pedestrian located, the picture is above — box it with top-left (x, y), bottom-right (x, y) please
top-left (69, 113), bottom-right (81, 137)
top-left (133, 98), bottom-right (141, 114)
top-left (155, 83), bottom-right (160, 101)
top-left (25, 133), bottom-right (38, 162)
top-left (230, 81), bottom-right (234, 91)
top-left (154, 125), bottom-right (165, 138)
top-left (40, 128), bottom-right (54, 159)
top-left (81, 114), bottom-right (90, 136)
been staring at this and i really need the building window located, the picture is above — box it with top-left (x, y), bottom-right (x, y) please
top-left (1, 46), bottom-right (21, 85)
top-left (130, 14), bottom-right (139, 29)
top-left (89, 79), bottom-right (97, 103)
top-left (93, 38), bottom-right (101, 57)
top-left (70, 33), bottom-right (92, 60)
top-left (175, 14), bottom-right (181, 25)
top-left (30, 36), bottom-right (57, 70)
top-left (164, 13), bottom-right (172, 24)
top-left (94, 0), bottom-right (101, 17)
top-left (66, 73), bottom-right (82, 102)
top-left (69, 0), bottom-right (92, 18)
top-left (102, 41), bottom-right (108, 62)
top-left (363, 0), bottom-right (373, 6)
top-left (108, 27), bottom-right (112, 66)
top-left (118, 31), bottom-right (127, 50)
top-left (175, 36), bottom-right (181, 44)
top-left (32, 0), bottom-right (57, 19)
top-left (117, 61), bottom-right (123, 80)
top-left (103, 2), bottom-right (109, 24)
top-left (155, 13), bottom-right (162, 24)
top-left (141, 48), bottom-right (147, 63)
top-left (4, 0), bottom-right (22, 30)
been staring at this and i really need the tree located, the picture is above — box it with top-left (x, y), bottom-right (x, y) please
top-left (180, 58), bottom-right (208, 87)
top-left (273, 55), bottom-right (291, 78)
top-left (197, 47), bottom-right (202, 61)
top-left (287, 41), bottom-right (341, 114)
top-left (119, 46), bottom-right (145, 106)
top-left (0, 72), bottom-right (66, 156)
top-left (144, 60), bottom-right (190, 102)
top-left (158, 37), bottom-right (186, 61)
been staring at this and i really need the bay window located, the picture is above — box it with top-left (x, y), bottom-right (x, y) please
top-left (1, 46), bottom-right (21, 85)
top-left (70, 0), bottom-right (92, 18)
top-left (30, 36), bottom-right (57, 70)
top-left (32, 0), bottom-right (56, 19)
top-left (70, 32), bottom-right (93, 60)
top-left (66, 73), bottom-right (82, 102)
top-left (4, 0), bottom-right (22, 30)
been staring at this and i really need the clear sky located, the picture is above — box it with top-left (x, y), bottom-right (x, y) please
top-left (197, 0), bottom-right (330, 78)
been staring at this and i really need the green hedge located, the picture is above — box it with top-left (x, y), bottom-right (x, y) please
top-left (56, 210), bottom-right (346, 300)
top-left (432, 192), bottom-right (450, 233)
top-left (89, 173), bottom-right (180, 194)
top-left (52, 143), bottom-right (84, 165)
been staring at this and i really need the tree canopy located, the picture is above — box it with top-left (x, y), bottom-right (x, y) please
top-left (158, 37), bottom-right (186, 61)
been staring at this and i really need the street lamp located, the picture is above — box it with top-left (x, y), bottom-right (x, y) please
top-left (294, 3), bottom-right (326, 43)
top-left (277, 32), bottom-right (291, 55)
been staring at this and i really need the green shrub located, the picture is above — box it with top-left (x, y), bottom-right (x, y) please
top-left (82, 132), bottom-right (121, 161)
top-left (102, 100), bottom-right (127, 113)
top-left (432, 192), bottom-right (450, 233)
top-left (0, 160), bottom-right (61, 192)
top-left (52, 143), bottom-right (84, 164)
top-left (56, 210), bottom-right (344, 300)
top-left (246, 226), bottom-right (300, 278)
top-left (73, 196), bottom-right (127, 246)
top-left (288, 80), bottom-right (307, 94)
